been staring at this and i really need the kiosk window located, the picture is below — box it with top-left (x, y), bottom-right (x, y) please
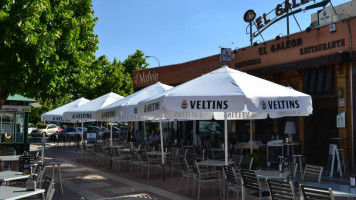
top-left (0, 112), bottom-right (14, 143)
top-left (15, 113), bottom-right (24, 143)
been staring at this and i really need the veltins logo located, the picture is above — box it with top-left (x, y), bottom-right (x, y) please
top-left (181, 100), bottom-right (188, 109)
top-left (134, 107), bottom-right (138, 114)
top-left (261, 100), bottom-right (267, 110)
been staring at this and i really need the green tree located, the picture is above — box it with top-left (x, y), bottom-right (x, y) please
top-left (0, 0), bottom-right (98, 107)
top-left (73, 50), bottom-right (148, 100)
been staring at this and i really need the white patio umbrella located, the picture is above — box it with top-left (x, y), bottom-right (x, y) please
top-left (138, 66), bottom-right (313, 165)
top-left (97, 82), bottom-right (173, 180)
top-left (41, 97), bottom-right (90, 122)
top-left (40, 97), bottom-right (90, 163)
top-left (63, 92), bottom-right (124, 146)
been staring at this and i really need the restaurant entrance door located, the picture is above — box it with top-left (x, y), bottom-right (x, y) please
top-left (304, 99), bottom-right (337, 164)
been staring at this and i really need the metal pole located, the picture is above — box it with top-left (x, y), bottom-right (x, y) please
top-left (110, 122), bottom-right (113, 146)
top-left (250, 22), bottom-right (253, 46)
top-left (287, 15), bottom-right (290, 35)
top-left (159, 118), bottom-right (165, 181)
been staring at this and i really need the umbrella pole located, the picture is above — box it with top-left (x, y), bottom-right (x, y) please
top-left (110, 121), bottom-right (113, 146)
top-left (81, 122), bottom-right (84, 160)
top-left (193, 120), bottom-right (197, 145)
top-left (250, 120), bottom-right (253, 153)
top-left (224, 113), bottom-right (228, 166)
top-left (144, 122), bottom-right (146, 141)
top-left (159, 118), bottom-right (165, 181)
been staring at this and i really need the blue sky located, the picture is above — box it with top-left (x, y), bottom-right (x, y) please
top-left (92, 0), bottom-right (350, 68)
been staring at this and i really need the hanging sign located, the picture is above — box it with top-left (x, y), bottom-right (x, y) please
top-left (220, 48), bottom-right (232, 62)
top-left (318, 6), bottom-right (333, 26)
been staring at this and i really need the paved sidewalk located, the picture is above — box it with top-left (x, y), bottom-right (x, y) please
top-left (31, 143), bottom-right (352, 200)
top-left (33, 144), bottom-right (198, 200)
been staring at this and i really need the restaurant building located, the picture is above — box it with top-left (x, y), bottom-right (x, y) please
top-left (133, 1), bottom-right (356, 169)
top-left (0, 94), bottom-right (35, 155)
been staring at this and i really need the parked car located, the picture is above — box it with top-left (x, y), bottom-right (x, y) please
top-left (49, 127), bottom-right (82, 141)
top-left (27, 123), bottom-right (37, 134)
top-left (31, 124), bottom-right (59, 137)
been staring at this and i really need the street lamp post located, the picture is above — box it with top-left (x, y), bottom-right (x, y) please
top-left (145, 55), bottom-right (165, 181)
top-left (145, 56), bottom-right (160, 67)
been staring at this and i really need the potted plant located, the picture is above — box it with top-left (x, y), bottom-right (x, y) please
top-left (246, 153), bottom-right (261, 170)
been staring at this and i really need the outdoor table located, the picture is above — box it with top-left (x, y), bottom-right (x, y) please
top-left (0, 171), bottom-right (30, 186)
top-left (300, 182), bottom-right (356, 198)
top-left (112, 145), bottom-right (124, 149)
top-left (147, 151), bottom-right (167, 156)
top-left (0, 186), bottom-right (45, 200)
top-left (119, 148), bottom-right (131, 152)
top-left (255, 170), bottom-right (291, 179)
top-left (198, 159), bottom-right (235, 167)
top-left (0, 156), bottom-right (20, 171)
top-left (211, 148), bottom-right (224, 152)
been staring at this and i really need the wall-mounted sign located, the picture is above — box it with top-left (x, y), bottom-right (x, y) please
top-left (259, 38), bottom-right (302, 55)
top-left (0, 105), bottom-right (31, 112)
top-left (336, 112), bottom-right (346, 128)
top-left (300, 38), bottom-right (345, 55)
top-left (220, 48), bottom-right (232, 62)
top-left (134, 71), bottom-right (159, 85)
top-left (319, 6), bottom-right (333, 26)
top-left (338, 98), bottom-right (345, 107)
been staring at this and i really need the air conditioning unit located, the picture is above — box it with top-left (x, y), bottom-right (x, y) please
top-left (310, 21), bottom-right (319, 29)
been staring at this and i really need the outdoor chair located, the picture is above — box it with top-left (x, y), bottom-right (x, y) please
top-left (194, 146), bottom-right (204, 161)
top-left (239, 156), bottom-right (254, 170)
top-left (165, 147), bottom-right (181, 175)
top-left (113, 146), bottom-right (130, 172)
top-left (240, 169), bottom-right (269, 200)
top-left (302, 164), bottom-right (323, 183)
top-left (192, 160), bottom-right (222, 200)
top-left (139, 150), bottom-right (161, 179)
top-left (223, 165), bottom-right (241, 200)
top-left (299, 184), bottom-right (334, 200)
top-left (179, 155), bottom-right (195, 194)
top-left (130, 149), bottom-right (142, 176)
top-left (231, 154), bottom-right (243, 168)
top-left (266, 179), bottom-right (297, 200)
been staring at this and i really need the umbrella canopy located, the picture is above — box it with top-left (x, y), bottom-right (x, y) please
top-left (41, 97), bottom-right (90, 122)
top-left (138, 66), bottom-right (313, 165)
top-left (97, 82), bottom-right (173, 122)
top-left (138, 66), bottom-right (312, 120)
top-left (63, 92), bottom-right (124, 122)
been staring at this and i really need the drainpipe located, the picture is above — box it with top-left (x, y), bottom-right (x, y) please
top-left (330, 1), bottom-right (354, 170)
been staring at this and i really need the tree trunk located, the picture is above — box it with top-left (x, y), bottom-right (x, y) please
top-left (0, 89), bottom-right (9, 108)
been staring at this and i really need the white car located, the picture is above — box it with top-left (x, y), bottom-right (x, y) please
top-left (31, 124), bottom-right (58, 137)
top-left (28, 123), bottom-right (37, 134)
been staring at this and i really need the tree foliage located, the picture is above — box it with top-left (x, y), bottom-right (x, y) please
top-left (0, 0), bottom-right (149, 123)
top-left (0, 0), bottom-right (98, 106)
top-left (72, 50), bottom-right (148, 100)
